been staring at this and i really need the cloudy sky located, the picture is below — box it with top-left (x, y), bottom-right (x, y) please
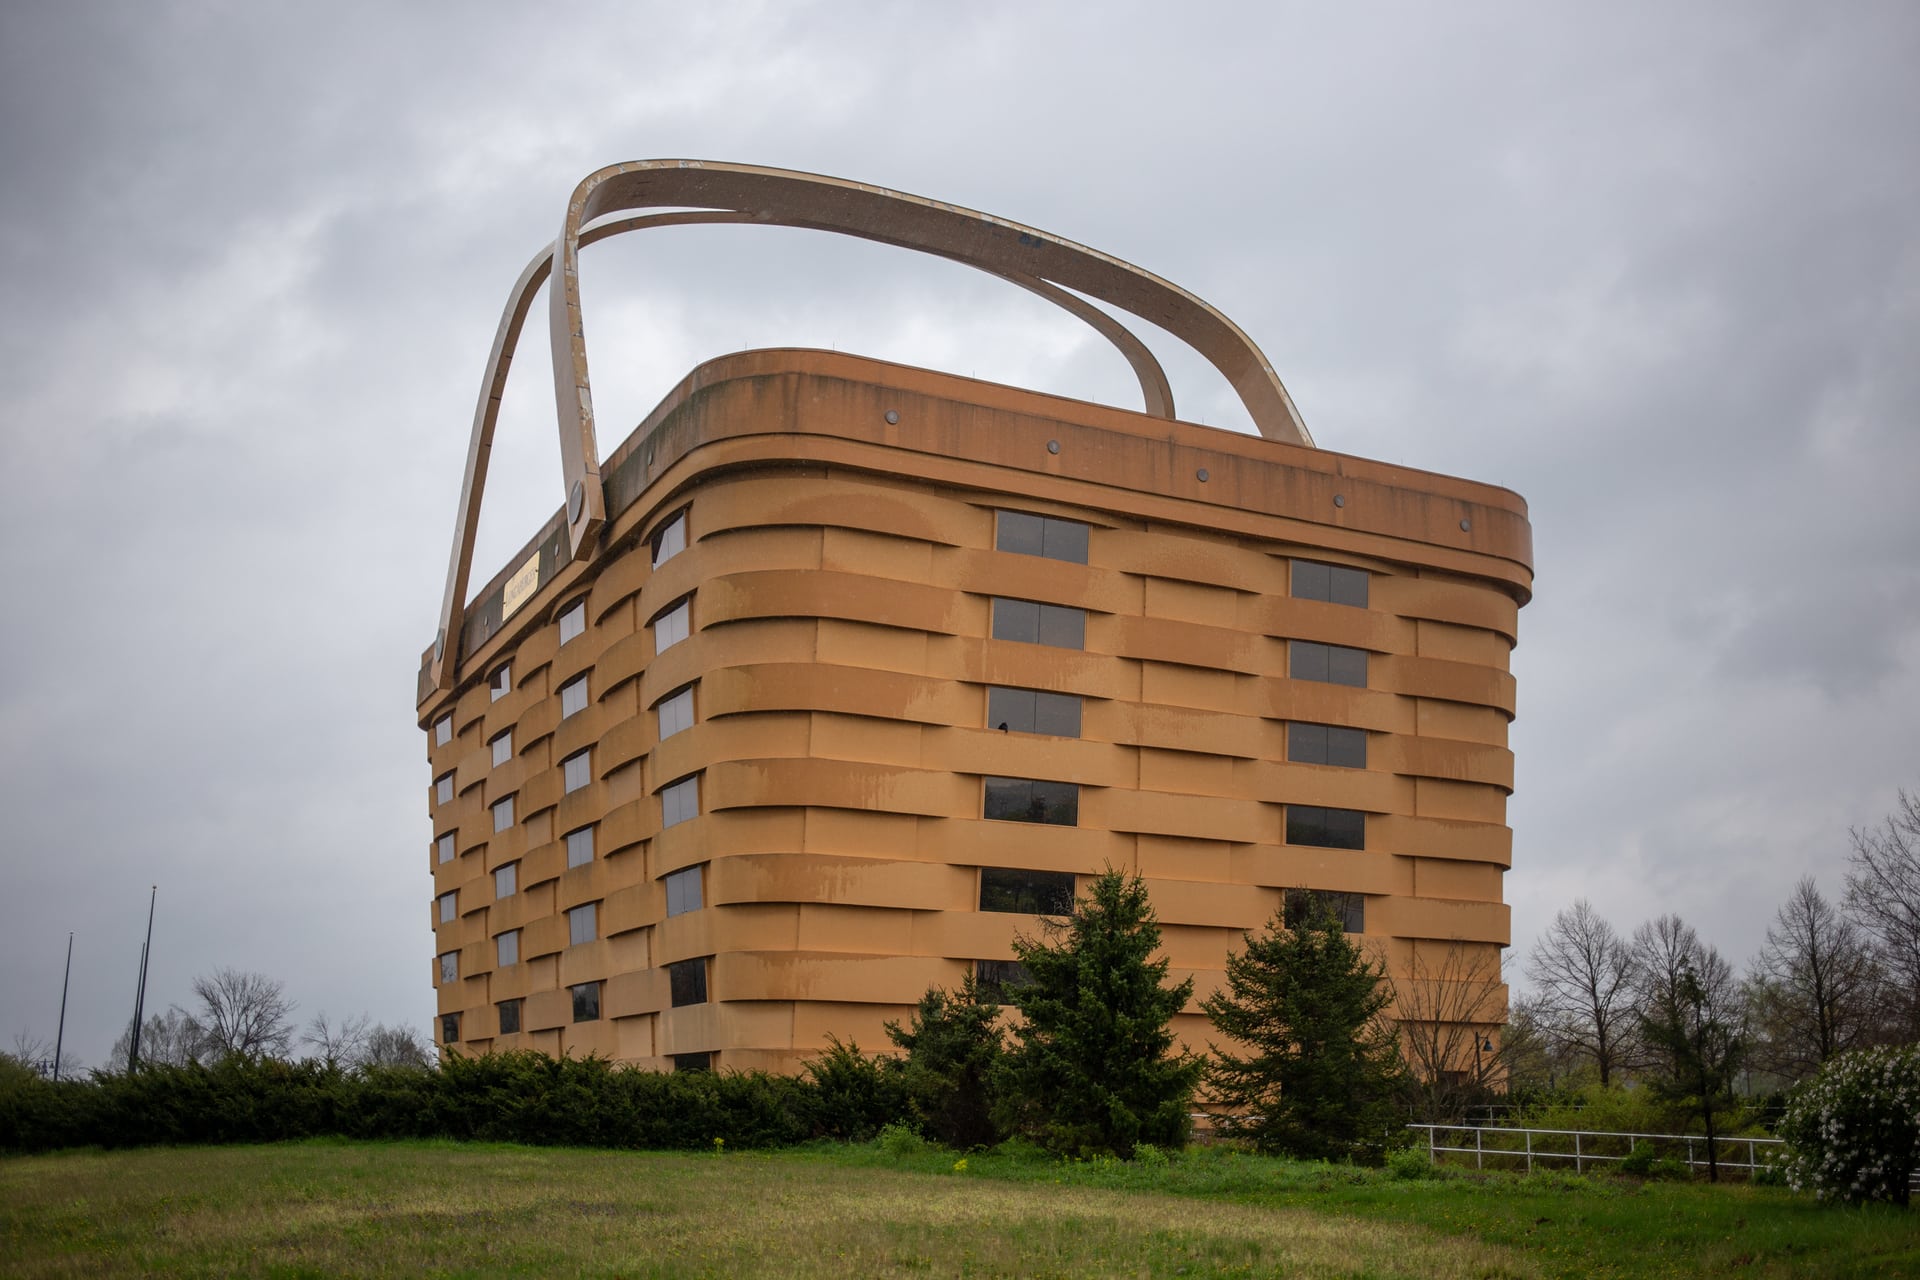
top-left (2, 2), bottom-right (1915, 1068)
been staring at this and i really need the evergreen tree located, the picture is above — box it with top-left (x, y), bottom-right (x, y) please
top-left (1201, 897), bottom-right (1407, 1163)
top-left (885, 975), bottom-right (1005, 1149)
top-left (994, 869), bottom-right (1202, 1158)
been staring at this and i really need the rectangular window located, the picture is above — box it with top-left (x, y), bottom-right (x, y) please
top-left (657, 685), bottom-right (695, 740)
top-left (672, 1051), bottom-right (713, 1073)
top-left (490, 730), bottom-right (513, 768)
top-left (435, 772), bottom-right (454, 805)
top-left (1285, 805), bottom-right (1367, 850)
top-left (441, 1013), bottom-right (459, 1044)
top-left (1292, 560), bottom-right (1369, 608)
top-left (489, 664), bottom-right (512, 701)
top-left (563, 749), bottom-right (591, 794)
top-left (494, 861), bottom-right (518, 898)
top-left (975, 958), bottom-right (1032, 1002)
top-left (990, 598), bottom-right (1086, 649)
top-left (497, 999), bottom-right (522, 1035)
top-left (983, 776), bottom-right (1079, 826)
top-left (661, 775), bottom-right (700, 828)
top-left (433, 716), bottom-right (452, 746)
top-left (996, 510), bottom-right (1090, 564)
top-left (438, 952), bottom-right (458, 985)
top-left (491, 794), bottom-right (515, 832)
top-left (571, 981), bottom-right (601, 1023)
top-left (496, 929), bottom-right (519, 967)
top-left (558, 598), bottom-right (587, 644)
top-left (665, 865), bottom-right (704, 917)
top-left (566, 825), bottom-right (595, 869)
top-left (1284, 888), bottom-right (1366, 934)
top-left (980, 867), bottom-right (1076, 916)
top-left (1286, 723), bottom-right (1367, 768)
top-left (669, 958), bottom-right (709, 1007)
top-left (652, 511), bottom-right (688, 568)
top-left (436, 832), bottom-right (456, 864)
top-left (1289, 640), bottom-right (1368, 688)
top-left (987, 686), bottom-right (1082, 737)
top-left (568, 902), bottom-right (598, 945)
top-left (560, 675), bottom-right (589, 719)
top-left (654, 598), bottom-right (691, 652)
top-left (437, 891), bottom-right (457, 924)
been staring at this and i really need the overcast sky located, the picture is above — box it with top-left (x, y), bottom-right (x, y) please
top-left (3, 2), bottom-right (1915, 1069)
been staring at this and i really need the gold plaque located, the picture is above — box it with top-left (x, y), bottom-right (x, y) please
top-left (501, 553), bottom-right (540, 619)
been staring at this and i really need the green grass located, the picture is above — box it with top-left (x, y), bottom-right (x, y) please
top-left (0, 1139), bottom-right (1912, 1278)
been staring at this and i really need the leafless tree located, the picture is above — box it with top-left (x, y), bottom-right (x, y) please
top-left (1845, 788), bottom-right (1920, 1044)
top-left (1526, 899), bottom-right (1638, 1085)
top-left (1390, 939), bottom-right (1510, 1121)
top-left (1744, 877), bottom-right (1876, 1081)
top-left (1637, 936), bottom-right (1746, 1180)
top-left (303, 1012), bottom-right (371, 1066)
top-left (361, 1023), bottom-right (433, 1069)
top-left (190, 969), bottom-right (295, 1059)
top-left (1628, 914), bottom-right (1702, 1026)
top-left (6, 1032), bottom-right (85, 1080)
top-left (108, 1008), bottom-right (207, 1069)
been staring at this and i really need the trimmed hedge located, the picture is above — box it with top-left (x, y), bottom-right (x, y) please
top-left (0, 1050), bottom-right (907, 1154)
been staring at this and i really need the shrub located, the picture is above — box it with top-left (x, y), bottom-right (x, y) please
top-left (886, 977), bottom-right (1005, 1149)
top-left (1778, 1045), bottom-right (1920, 1207)
top-left (1388, 1147), bottom-right (1435, 1180)
top-left (800, 1037), bottom-right (907, 1142)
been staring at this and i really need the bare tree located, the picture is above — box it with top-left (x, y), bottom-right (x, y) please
top-left (1638, 938), bottom-right (1746, 1181)
top-left (362, 1023), bottom-right (433, 1069)
top-left (1745, 877), bottom-right (1876, 1081)
top-left (1391, 939), bottom-right (1510, 1121)
top-left (303, 1012), bottom-right (371, 1066)
top-left (1628, 914), bottom-right (1701, 1025)
top-left (6, 1032), bottom-right (85, 1080)
top-left (1845, 788), bottom-right (1920, 1044)
top-left (108, 1008), bottom-right (207, 1069)
top-left (190, 969), bottom-right (295, 1059)
top-left (1526, 899), bottom-right (1638, 1085)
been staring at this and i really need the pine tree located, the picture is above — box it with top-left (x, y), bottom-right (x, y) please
top-left (885, 976), bottom-right (1005, 1149)
top-left (994, 869), bottom-right (1202, 1158)
top-left (1201, 896), bottom-right (1407, 1163)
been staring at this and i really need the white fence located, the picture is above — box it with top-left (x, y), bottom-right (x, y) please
top-left (1407, 1123), bottom-right (1782, 1178)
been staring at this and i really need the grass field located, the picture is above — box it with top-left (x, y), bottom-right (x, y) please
top-left (2, 1138), bottom-right (1915, 1278)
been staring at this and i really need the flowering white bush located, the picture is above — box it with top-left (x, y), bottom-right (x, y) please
top-left (1778, 1046), bottom-right (1920, 1207)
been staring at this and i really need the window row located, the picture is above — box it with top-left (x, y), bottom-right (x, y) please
top-left (988, 686), bottom-right (1081, 737)
top-left (1291, 560), bottom-right (1368, 608)
top-left (991, 597), bottom-right (1084, 648)
top-left (996, 510), bottom-right (1089, 564)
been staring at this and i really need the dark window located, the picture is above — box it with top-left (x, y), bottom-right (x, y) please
top-left (1286, 805), bottom-right (1366, 850)
top-left (672, 1051), bottom-right (713, 1073)
top-left (669, 958), bottom-right (709, 1007)
top-left (996, 511), bottom-right (1090, 564)
top-left (1285, 889), bottom-right (1366, 934)
top-left (1289, 640), bottom-right (1368, 688)
top-left (497, 999), bottom-right (522, 1035)
top-left (975, 959), bottom-right (1032, 1002)
top-left (570, 981), bottom-right (601, 1023)
top-left (440, 1013), bottom-right (459, 1044)
top-left (991, 598), bottom-right (1086, 649)
top-left (1292, 560), bottom-right (1369, 608)
top-left (983, 777), bottom-right (1079, 825)
top-left (980, 867), bottom-right (1076, 915)
top-left (1287, 723), bottom-right (1367, 768)
top-left (987, 686), bottom-right (1083, 737)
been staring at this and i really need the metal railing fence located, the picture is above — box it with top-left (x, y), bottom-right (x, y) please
top-left (1407, 1123), bottom-right (1782, 1178)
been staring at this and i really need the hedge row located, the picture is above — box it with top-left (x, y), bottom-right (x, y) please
top-left (0, 1047), bottom-right (908, 1154)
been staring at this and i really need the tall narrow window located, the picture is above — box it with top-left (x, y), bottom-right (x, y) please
top-left (560, 674), bottom-right (589, 719)
top-left (979, 867), bottom-right (1076, 915)
top-left (558, 598), bottom-right (587, 644)
top-left (441, 1013), bottom-right (460, 1044)
top-left (661, 775), bottom-right (700, 828)
top-left (652, 511), bottom-right (688, 567)
top-left (1285, 805), bottom-right (1366, 850)
top-left (571, 981), bottom-right (601, 1023)
top-left (495, 929), bottom-right (519, 967)
top-left (490, 730), bottom-right (513, 768)
top-left (1289, 640), bottom-right (1368, 688)
top-left (435, 772), bottom-right (454, 805)
top-left (437, 891), bottom-right (457, 924)
top-left (657, 685), bottom-right (695, 740)
top-left (982, 777), bottom-right (1079, 825)
top-left (494, 861), bottom-right (518, 898)
top-left (996, 511), bottom-right (1090, 564)
top-left (497, 999), bottom-right (522, 1035)
top-left (990, 598), bottom-right (1085, 649)
top-left (433, 716), bottom-right (452, 746)
top-left (489, 664), bottom-right (512, 701)
top-left (986, 687), bottom-right (1082, 737)
top-left (1286, 723), bottom-right (1367, 768)
top-left (563, 749), bottom-right (591, 794)
top-left (491, 794), bottom-right (515, 832)
top-left (653, 598), bottom-right (691, 652)
top-left (568, 902), bottom-right (598, 945)
top-left (665, 865), bottom-right (704, 917)
top-left (669, 958), bottom-right (708, 1007)
top-left (565, 826), bottom-right (595, 869)
top-left (1291, 560), bottom-right (1369, 608)
top-left (438, 952), bottom-right (458, 985)
top-left (436, 832), bottom-right (456, 864)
